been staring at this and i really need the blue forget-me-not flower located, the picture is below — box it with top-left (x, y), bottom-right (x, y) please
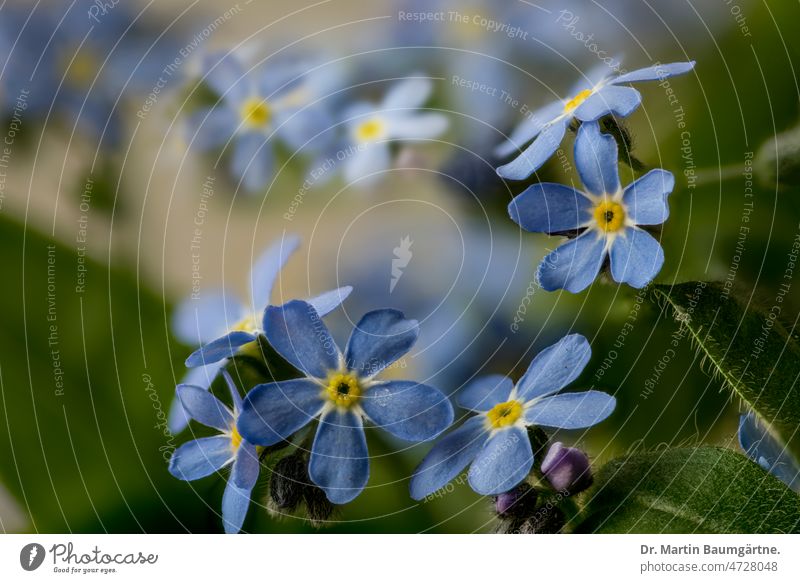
top-left (170, 235), bottom-right (351, 433)
top-left (237, 300), bottom-right (454, 504)
top-left (410, 334), bottom-right (614, 498)
top-left (188, 52), bottom-right (332, 191)
top-left (508, 121), bottom-right (674, 293)
top-left (495, 60), bottom-right (695, 180)
top-left (342, 76), bottom-right (448, 186)
top-left (169, 372), bottom-right (259, 533)
top-left (739, 412), bottom-right (800, 493)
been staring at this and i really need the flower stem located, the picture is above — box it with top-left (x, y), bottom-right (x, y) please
top-left (692, 163), bottom-right (745, 186)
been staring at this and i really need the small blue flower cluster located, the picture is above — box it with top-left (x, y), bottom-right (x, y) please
top-left (167, 59), bottom-right (701, 533)
top-left (496, 60), bottom-right (695, 292)
top-left (187, 52), bottom-right (448, 191)
top-left (168, 235), bottom-right (616, 531)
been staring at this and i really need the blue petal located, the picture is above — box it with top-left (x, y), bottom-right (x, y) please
top-left (345, 309), bottom-right (419, 377)
top-left (524, 390), bottom-right (616, 429)
top-left (176, 384), bottom-right (234, 432)
top-left (456, 375), bottom-right (514, 412)
top-left (739, 413), bottom-right (800, 492)
top-left (237, 379), bottom-right (325, 446)
top-left (537, 231), bottom-right (606, 293)
top-left (169, 363), bottom-right (225, 434)
top-left (309, 409), bottom-right (370, 504)
top-left (306, 286), bottom-right (353, 317)
top-left (257, 61), bottom-right (303, 97)
top-left (385, 112), bottom-right (448, 140)
top-left (185, 106), bottom-right (239, 151)
top-left (612, 61), bottom-right (696, 84)
top-left (171, 289), bottom-right (245, 346)
top-left (202, 52), bottom-right (248, 104)
top-left (409, 416), bottom-right (488, 500)
top-left (361, 380), bottom-right (453, 442)
top-left (495, 100), bottom-right (564, 158)
top-left (263, 301), bottom-right (340, 378)
top-left (221, 370), bottom-right (244, 412)
top-left (623, 169), bottom-right (674, 225)
top-left (609, 227), bottom-right (664, 288)
top-left (222, 481), bottom-right (252, 534)
top-left (382, 76), bottom-right (432, 109)
top-left (517, 334), bottom-right (592, 402)
top-left (508, 183), bottom-right (593, 234)
top-left (231, 442), bottom-right (260, 491)
top-left (574, 85), bottom-right (642, 121)
top-left (185, 331), bottom-right (257, 367)
top-left (496, 119), bottom-right (567, 180)
top-left (344, 144), bottom-right (391, 185)
top-left (568, 60), bottom-right (617, 95)
top-left (249, 235), bottom-right (301, 312)
top-left (276, 106), bottom-right (335, 152)
top-left (169, 436), bottom-right (233, 481)
top-left (468, 426), bottom-right (533, 496)
top-left (232, 132), bottom-right (274, 192)
top-left (574, 121), bottom-right (620, 195)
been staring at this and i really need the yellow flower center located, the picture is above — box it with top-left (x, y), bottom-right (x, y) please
top-left (231, 315), bottom-right (259, 333)
top-left (230, 425), bottom-right (243, 452)
top-left (325, 373), bottom-right (362, 409)
top-left (63, 52), bottom-right (99, 88)
top-left (354, 118), bottom-right (386, 143)
top-left (563, 89), bottom-right (593, 113)
top-left (240, 97), bottom-right (272, 129)
top-left (487, 400), bottom-right (524, 429)
top-left (593, 200), bottom-right (626, 233)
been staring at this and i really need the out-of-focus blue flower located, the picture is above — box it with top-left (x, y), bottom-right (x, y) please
top-left (2, 2), bottom-right (183, 142)
top-left (739, 412), bottom-right (800, 493)
top-left (237, 301), bottom-right (454, 504)
top-left (335, 219), bottom-right (552, 392)
top-left (170, 235), bottom-right (352, 433)
top-left (341, 76), bottom-right (448, 186)
top-left (508, 121), bottom-right (674, 293)
top-left (410, 334), bottom-right (614, 498)
top-left (187, 51), bottom-right (333, 191)
top-left (169, 372), bottom-right (259, 533)
top-left (495, 60), bottom-right (695, 180)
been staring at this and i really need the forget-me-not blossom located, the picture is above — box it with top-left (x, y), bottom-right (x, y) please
top-left (237, 300), bottom-right (454, 504)
top-left (188, 52), bottom-right (332, 191)
top-left (508, 121), bottom-right (674, 293)
top-left (495, 60), bottom-right (695, 180)
top-left (410, 334), bottom-right (614, 498)
top-left (342, 76), bottom-right (448, 186)
top-left (169, 371), bottom-right (259, 533)
top-left (170, 235), bottom-right (351, 432)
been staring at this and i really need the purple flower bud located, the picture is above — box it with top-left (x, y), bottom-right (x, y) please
top-left (540, 442), bottom-right (592, 493)
top-left (494, 483), bottom-right (536, 517)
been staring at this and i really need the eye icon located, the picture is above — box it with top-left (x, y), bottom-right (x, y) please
top-left (20, 543), bottom-right (46, 571)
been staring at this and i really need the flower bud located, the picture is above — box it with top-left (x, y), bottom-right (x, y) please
top-left (494, 483), bottom-right (537, 517)
top-left (303, 485), bottom-right (335, 527)
top-left (540, 442), bottom-right (593, 493)
top-left (269, 454), bottom-right (308, 511)
top-left (755, 122), bottom-right (800, 189)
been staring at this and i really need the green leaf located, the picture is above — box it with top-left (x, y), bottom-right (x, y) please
top-left (576, 447), bottom-right (800, 533)
top-left (651, 282), bottom-right (800, 460)
top-left (0, 214), bottom-right (218, 531)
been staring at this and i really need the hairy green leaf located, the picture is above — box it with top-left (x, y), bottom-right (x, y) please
top-left (651, 282), bottom-right (800, 460)
top-left (576, 447), bottom-right (800, 533)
